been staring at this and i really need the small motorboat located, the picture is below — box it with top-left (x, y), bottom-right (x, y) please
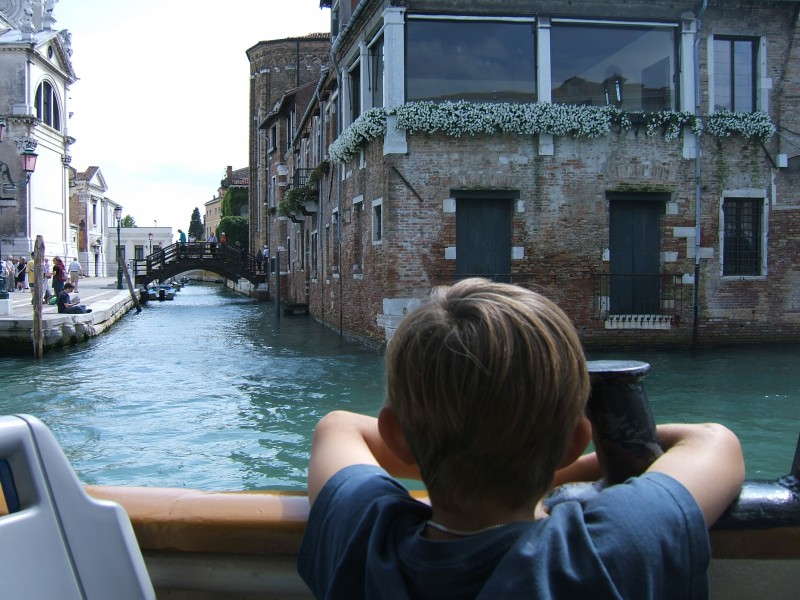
top-left (147, 284), bottom-right (176, 301)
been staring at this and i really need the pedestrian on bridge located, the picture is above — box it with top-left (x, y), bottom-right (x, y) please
top-left (178, 229), bottom-right (187, 258)
top-left (207, 232), bottom-right (218, 256)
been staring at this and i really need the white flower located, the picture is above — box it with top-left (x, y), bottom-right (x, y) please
top-left (326, 102), bottom-right (772, 164)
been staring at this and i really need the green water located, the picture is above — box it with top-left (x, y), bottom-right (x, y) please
top-left (0, 282), bottom-right (796, 490)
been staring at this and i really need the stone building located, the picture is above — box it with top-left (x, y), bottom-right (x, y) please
top-left (257, 0), bottom-right (800, 349)
top-left (0, 1), bottom-right (76, 261)
top-left (246, 33), bottom-right (331, 263)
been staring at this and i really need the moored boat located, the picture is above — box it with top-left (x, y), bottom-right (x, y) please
top-left (147, 284), bottom-right (176, 301)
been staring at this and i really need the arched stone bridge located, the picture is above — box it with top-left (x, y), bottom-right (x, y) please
top-left (132, 242), bottom-right (267, 287)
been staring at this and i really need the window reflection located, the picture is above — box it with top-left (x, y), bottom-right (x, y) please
top-left (406, 19), bottom-right (536, 103)
top-left (551, 23), bottom-right (676, 112)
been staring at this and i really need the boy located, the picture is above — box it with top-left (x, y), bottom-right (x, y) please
top-left (298, 278), bottom-right (744, 599)
top-left (57, 282), bottom-right (91, 314)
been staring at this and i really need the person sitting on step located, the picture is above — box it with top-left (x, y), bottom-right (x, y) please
top-left (57, 282), bottom-right (92, 314)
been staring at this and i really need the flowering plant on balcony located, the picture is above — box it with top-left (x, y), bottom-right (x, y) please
top-left (329, 107), bottom-right (387, 163)
top-left (328, 101), bottom-right (773, 163)
top-left (706, 109), bottom-right (775, 143)
top-left (279, 186), bottom-right (317, 216)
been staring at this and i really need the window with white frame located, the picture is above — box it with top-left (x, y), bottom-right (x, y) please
top-left (34, 81), bottom-right (61, 130)
top-left (348, 61), bottom-right (361, 123)
top-left (713, 37), bottom-right (757, 112)
top-left (722, 196), bottom-right (764, 277)
top-left (551, 21), bottom-right (677, 111)
top-left (331, 209), bottom-right (339, 273)
top-left (311, 230), bottom-right (318, 274)
top-left (269, 125), bottom-right (277, 152)
top-left (406, 17), bottom-right (536, 102)
top-left (371, 198), bottom-right (383, 244)
top-left (353, 198), bottom-right (363, 275)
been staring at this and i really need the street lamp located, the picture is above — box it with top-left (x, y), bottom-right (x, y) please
top-left (148, 232), bottom-right (153, 255)
top-left (114, 205), bottom-right (123, 289)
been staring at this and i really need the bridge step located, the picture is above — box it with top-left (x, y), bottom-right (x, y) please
top-left (283, 303), bottom-right (309, 316)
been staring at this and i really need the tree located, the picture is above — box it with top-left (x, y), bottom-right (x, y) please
top-left (222, 187), bottom-right (249, 218)
top-left (217, 216), bottom-right (249, 250)
top-left (188, 207), bottom-right (204, 240)
top-left (120, 215), bottom-right (136, 227)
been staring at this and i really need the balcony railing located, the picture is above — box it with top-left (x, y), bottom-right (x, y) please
top-left (592, 273), bottom-right (685, 320)
top-left (291, 168), bottom-right (314, 190)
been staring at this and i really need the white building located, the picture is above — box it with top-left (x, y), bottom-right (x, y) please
top-left (0, 2), bottom-right (76, 261)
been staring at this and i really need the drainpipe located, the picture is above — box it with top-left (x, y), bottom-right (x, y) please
top-left (692, 0), bottom-right (708, 349)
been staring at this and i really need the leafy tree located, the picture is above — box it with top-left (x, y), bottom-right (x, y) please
top-left (217, 216), bottom-right (249, 250)
top-left (222, 187), bottom-right (249, 218)
top-left (120, 215), bottom-right (136, 227)
top-left (188, 207), bottom-right (204, 240)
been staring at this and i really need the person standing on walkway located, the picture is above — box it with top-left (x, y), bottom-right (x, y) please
top-left (207, 231), bottom-right (218, 256)
top-left (68, 257), bottom-right (83, 290)
top-left (16, 257), bottom-right (26, 291)
top-left (52, 256), bottom-right (67, 297)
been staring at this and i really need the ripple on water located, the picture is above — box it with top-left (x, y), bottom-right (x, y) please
top-left (1, 286), bottom-right (796, 489)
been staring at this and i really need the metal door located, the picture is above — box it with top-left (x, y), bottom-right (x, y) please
top-left (609, 200), bottom-right (662, 314)
top-left (456, 198), bottom-right (511, 282)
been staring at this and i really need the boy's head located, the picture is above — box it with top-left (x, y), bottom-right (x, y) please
top-left (385, 278), bottom-right (589, 513)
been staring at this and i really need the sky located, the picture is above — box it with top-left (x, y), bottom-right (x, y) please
top-left (55, 0), bottom-right (330, 237)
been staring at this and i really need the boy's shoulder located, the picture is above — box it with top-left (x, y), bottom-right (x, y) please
top-left (301, 469), bottom-right (710, 600)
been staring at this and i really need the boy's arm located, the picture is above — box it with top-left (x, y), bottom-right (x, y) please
top-left (647, 423), bottom-right (744, 526)
top-left (307, 410), bottom-right (420, 505)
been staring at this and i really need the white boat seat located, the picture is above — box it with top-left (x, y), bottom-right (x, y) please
top-left (0, 414), bottom-right (155, 599)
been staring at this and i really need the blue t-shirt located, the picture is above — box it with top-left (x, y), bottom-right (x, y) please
top-left (298, 465), bottom-right (710, 599)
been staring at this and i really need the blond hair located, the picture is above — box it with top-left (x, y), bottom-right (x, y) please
top-left (386, 278), bottom-right (589, 513)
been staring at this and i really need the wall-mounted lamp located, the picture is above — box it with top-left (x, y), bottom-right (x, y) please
top-left (0, 133), bottom-right (39, 188)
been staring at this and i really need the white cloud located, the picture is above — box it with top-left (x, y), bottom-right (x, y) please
top-left (57, 0), bottom-right (330, 235)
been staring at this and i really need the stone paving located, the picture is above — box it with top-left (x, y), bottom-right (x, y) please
top-left (0, 277), bottom-right (139, 353)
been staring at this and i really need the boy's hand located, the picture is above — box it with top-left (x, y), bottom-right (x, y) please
top-left (648, 423), bottom-right (744, 526)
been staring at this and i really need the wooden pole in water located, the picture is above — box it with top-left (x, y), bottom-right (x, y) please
top-left (32, 235), bottom-right (44, 358)
top-left (122, 263), bottom-right (141, 313)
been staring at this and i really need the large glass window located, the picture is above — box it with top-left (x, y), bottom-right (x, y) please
top-left (723, 198), bottom-right (763, 276)
top-left (406, 18), bottom-right (536, 103)
top-left (34, 81), bottom-right (61, 130)
top-left (551, 22), bottom-right (676, 111)
top-left (348, 61), bottom-right (361, 123)
top-left (368, 35), bottom-right (384, 108)
top-left (714, 37), bottom-right (756, 112)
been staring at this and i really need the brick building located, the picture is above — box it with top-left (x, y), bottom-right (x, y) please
top-left (255, 0), bottom-right (800, 349)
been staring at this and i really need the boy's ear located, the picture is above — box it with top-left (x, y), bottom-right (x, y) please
top-left (559, 415), bottom-right (592, 469)
top-left (378, 406), bottom-right (416, 465)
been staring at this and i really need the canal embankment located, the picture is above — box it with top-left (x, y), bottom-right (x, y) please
top-left (0, 277), bottom-right (139, 355)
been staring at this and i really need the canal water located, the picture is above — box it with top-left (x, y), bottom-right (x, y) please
top-left (1, 282), bottom-right (798, 491)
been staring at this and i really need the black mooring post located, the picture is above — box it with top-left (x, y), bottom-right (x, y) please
top-left (586, 360), bottom-right (664, 486)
